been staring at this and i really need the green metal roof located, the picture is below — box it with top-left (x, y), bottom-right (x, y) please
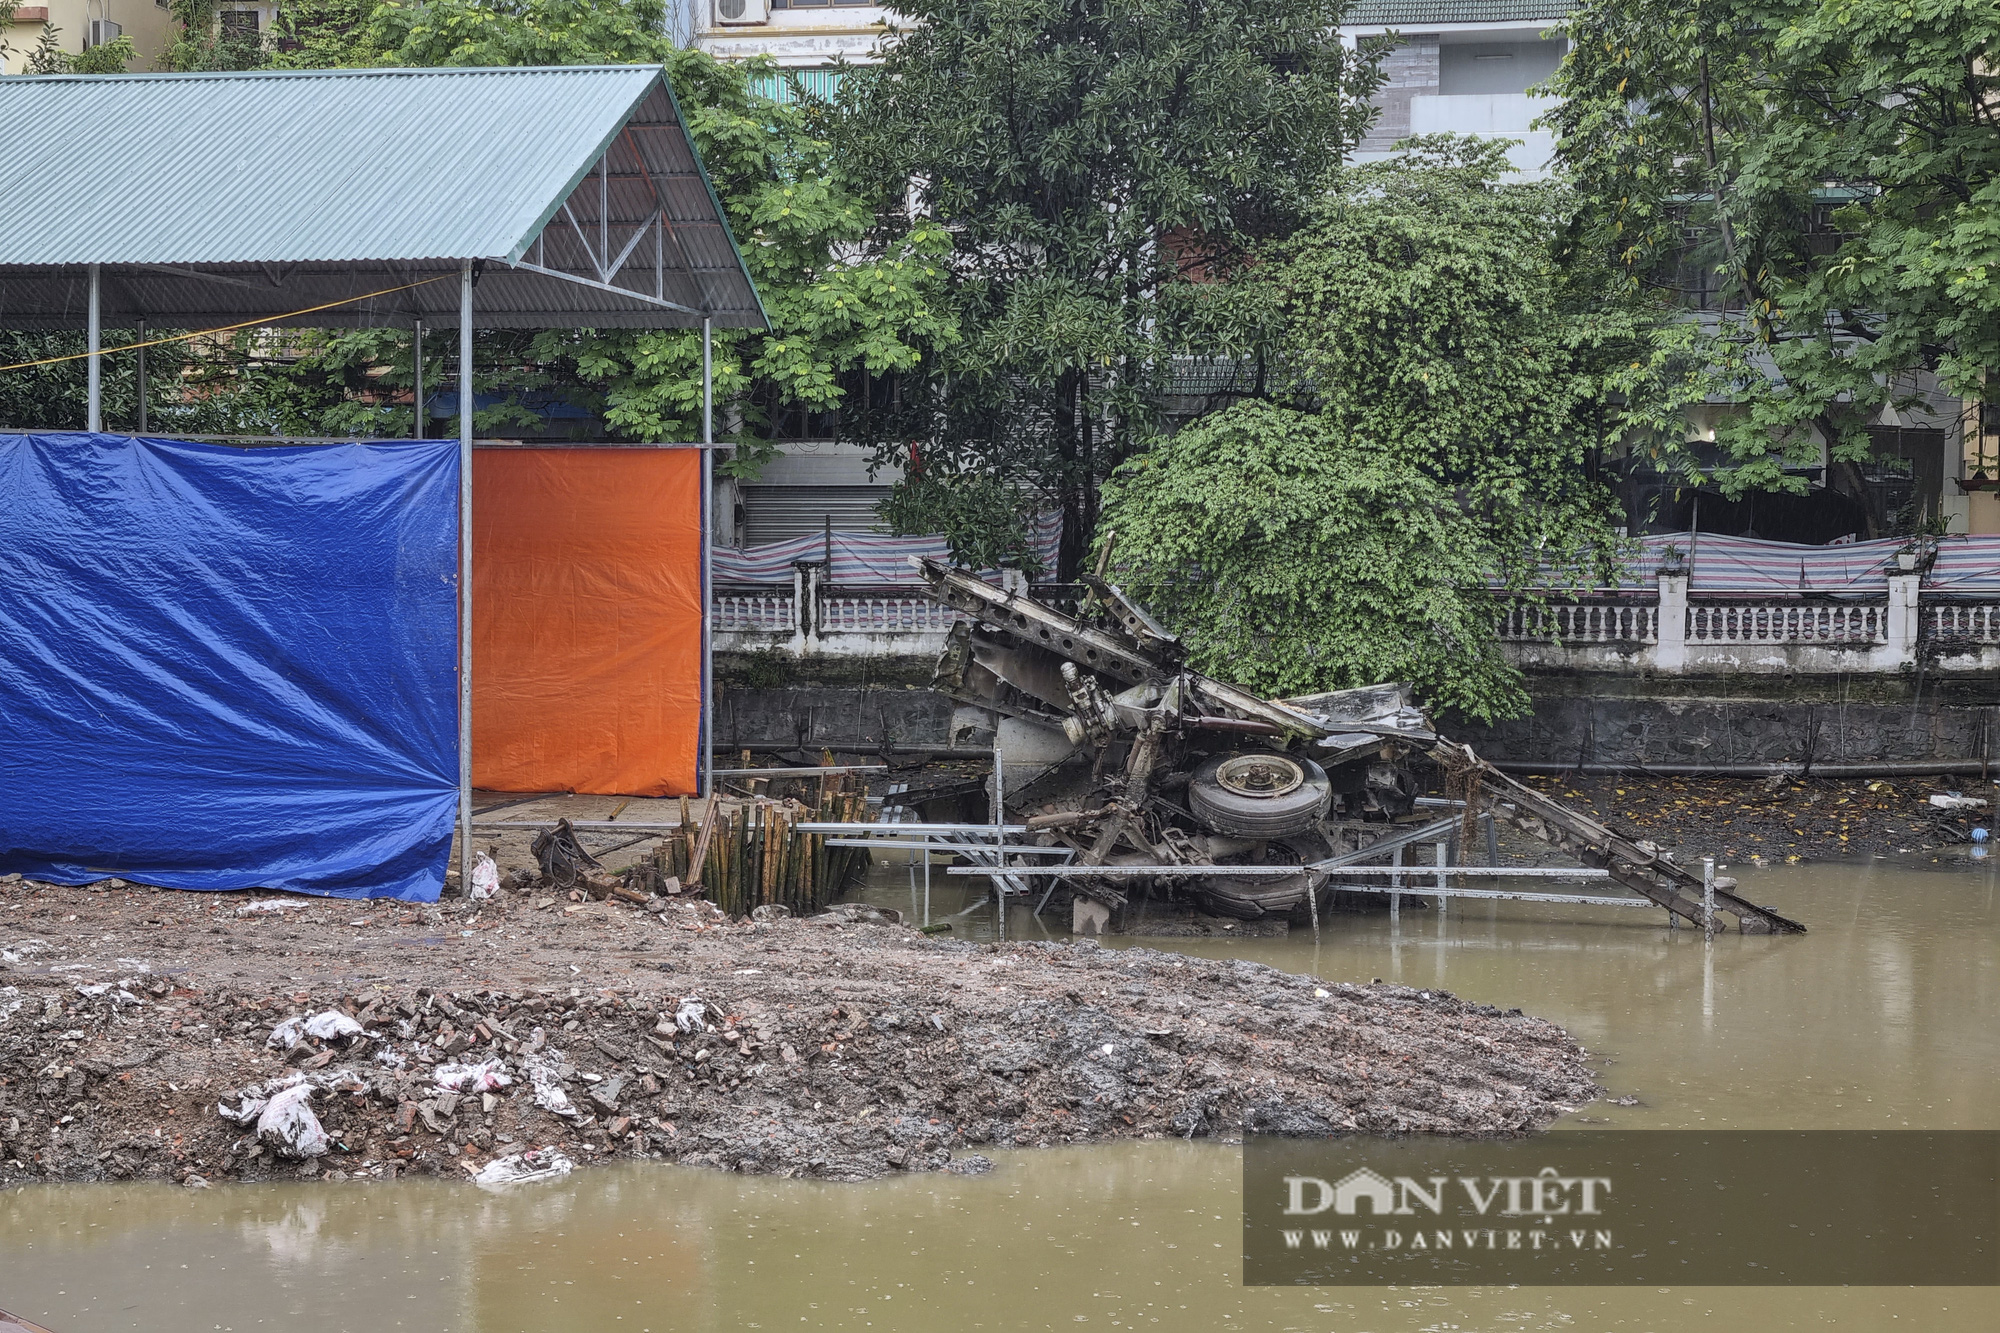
top-left (1343, 0), bottom-right (1572, 25)
top-left (0, 66), bottom-right (766, 330)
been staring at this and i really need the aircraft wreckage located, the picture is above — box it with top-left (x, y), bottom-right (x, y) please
top-left (911, 558), bottom-right (1805, 935)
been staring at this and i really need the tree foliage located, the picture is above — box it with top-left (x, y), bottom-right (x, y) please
top-left (1101, 401), bottom-right (1525, 718)
top-left (1542, 0), bottom-right (2000, 502)
top-left (833, 0), bottom-right (1387, 574)
top-left (1103, 140), bottom-right (1674, 719)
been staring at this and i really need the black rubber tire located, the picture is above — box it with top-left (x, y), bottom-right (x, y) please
top-left (1187, 751), bottom-right (1332, 838)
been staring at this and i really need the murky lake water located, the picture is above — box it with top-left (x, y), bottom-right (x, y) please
top-left (5, 859), bottom-right (1996, 1331)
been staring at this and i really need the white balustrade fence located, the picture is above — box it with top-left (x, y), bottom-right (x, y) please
top-left (1498, 602), bottom-right (1657, 644)
top-left (1928, 603), bottom-right (2000, 643)
top-left (1686, 602), bottom-right (1885, 645)
top-left (818, 593), bottom-right (963, 634)
top-left (719, 569), bottom-right (2000, 672)
top-left (714, 590), bottom-right (796, 633)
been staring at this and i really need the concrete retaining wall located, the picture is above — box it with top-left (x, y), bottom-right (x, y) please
top-left (1451, 676), bottom-right (2000, 770)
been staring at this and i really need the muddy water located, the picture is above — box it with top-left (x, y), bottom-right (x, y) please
top-left (5, 860), bottom-right (1997, 1332)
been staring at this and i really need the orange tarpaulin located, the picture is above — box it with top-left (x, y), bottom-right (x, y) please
top-left (472, 448), bottom-right (702, 796)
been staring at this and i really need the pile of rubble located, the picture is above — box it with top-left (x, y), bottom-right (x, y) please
top-left (0, 886), bottom-right (1597, 1188)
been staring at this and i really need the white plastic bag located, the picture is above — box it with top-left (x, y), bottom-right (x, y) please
top-left (471, 1147), bottom-right (574, 1190)
top-left (256, 1081), bottom-right (329, 1158)
top-left (470, 853), bottom-right (500, 900)
top-left (268, 1009), bottom-right (363, 1048)
top-left (434, 1058), bottom-right (513, 1093)
top-left (675, 995), bottom-right (712, 1034)
top-left (525, 1054), bottom-right (580, 1119)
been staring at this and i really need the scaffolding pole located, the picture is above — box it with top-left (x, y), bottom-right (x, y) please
top-left (86, 264), bottom-right (101, 433)
top-left (700, 315), bottom-right (714, 801)
top-left (457, 260), bottom-right (474, 886)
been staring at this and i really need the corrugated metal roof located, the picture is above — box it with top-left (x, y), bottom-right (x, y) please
top-left (0, 66), bottom-right (765, 330)
top-left (1344, 0), bottom-right (1572, 25)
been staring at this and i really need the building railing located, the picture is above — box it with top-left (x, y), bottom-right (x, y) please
top-left (720, 564), bottom-right (2000, 673)
top-left (1498, 600), bottom-right (1658, 644)
top-left (714, 584), bottom-right (796, 633)
top-left (1928, 602), bottom-right (2000, 644)
top-left (1686, 601), bottom-right (1886, 645)
top-left (818, 588), bottom-right (964, 633)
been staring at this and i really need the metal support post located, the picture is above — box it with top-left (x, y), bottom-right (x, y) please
top-left (412, 319), bottom-right (424, 438)
top-left (86, 264), bottom-right (101, 433)
top-left (1390, 845), bottom-right (1402, 924)
top-left (134, 317), bottom-right (147, 433)
top-left (456, 261), bottom-right (475, 888)
top-left (1434, 839), bottom-right (1449, 918)
top-left (1702, 857), bottom-right (1716, 942)
top-left (1484, 811), bottom-right (1499, 866)
top-left (992, 735), bottom-right (1006, 939)
top-left (700, 316), bottom-right (714, 801)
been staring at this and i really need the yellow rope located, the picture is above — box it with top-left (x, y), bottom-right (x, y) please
top-left (0, 273), bottom-right (456, 373)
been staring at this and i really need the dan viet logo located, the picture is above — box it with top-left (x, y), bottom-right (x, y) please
top-left (1277, 1166), bottom-right (1613, 1252)
top-left (1245, 1131), bottom-right (1999, 1286)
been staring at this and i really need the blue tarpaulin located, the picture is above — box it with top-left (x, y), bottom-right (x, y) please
top-left (0, 433), bottom-right (460, 901)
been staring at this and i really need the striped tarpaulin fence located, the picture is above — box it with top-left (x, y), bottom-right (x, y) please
top-left (1568, 533), bottom-right (2000, 595)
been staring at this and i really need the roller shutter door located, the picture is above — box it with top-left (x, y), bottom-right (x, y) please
top-left (739, 485), bottom-right (891, 545)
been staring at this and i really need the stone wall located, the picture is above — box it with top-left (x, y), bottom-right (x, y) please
top-left (1451, 674), bottom-right (2000, 770)
top-left (1358, 33), bottom-right (1441, 152)
top-left (713, 656), bottom-right (2000, 772)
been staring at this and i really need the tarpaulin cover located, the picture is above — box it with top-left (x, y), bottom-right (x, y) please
top-left (473, 448), bottom-right (702, 796)
top-left (0, 433), bottom-right (460, 900)
top-left (1572, 533), bottom-right (2000, 594)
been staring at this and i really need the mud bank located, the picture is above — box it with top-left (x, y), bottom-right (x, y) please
top-left (0, 877), bottom-right (1594, 1189)
top-left (1513, 772), bottom-right (1992, 861)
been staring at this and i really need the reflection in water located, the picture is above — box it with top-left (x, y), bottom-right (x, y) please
top-left (2, 860), bottom-right (1995, 1332)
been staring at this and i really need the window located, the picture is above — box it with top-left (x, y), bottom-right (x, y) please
top-left (220, 9), bottom-right (259, 37)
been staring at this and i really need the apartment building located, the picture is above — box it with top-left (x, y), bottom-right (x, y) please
top-left (3, 0), bottom-right (175, 72)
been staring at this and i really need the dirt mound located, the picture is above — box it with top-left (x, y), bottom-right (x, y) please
top-left (0, 879), bottom-right (1595, 1187)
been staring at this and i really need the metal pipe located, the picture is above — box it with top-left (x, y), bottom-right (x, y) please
top-left (1489, 759), bottom-right (2000, 777)
top-left (700, 316), bottom-right (713, 802)
top-left (1306, 883), bottom-right (1655, 909)
top-left (457, 260), bottom-right (474, 888)
top-left (823, 839), bottom-right (1071, 853)
top-left (944, 864), bottom-right (1615, 878)
top-left (711, 765), bottom-right (887, 777)
top-left (134, 317), bottom-right (146, 433)
top-left (992, 736), bottom-right (1005, 937)
top-left (412, 319), bottom-right (424, 438)
top-left (1703, 857), bottom-right (1716, 942)
top-left (710, 743), bottom-right (1005, 758)
top-left (86, 264), bottom-right (101, 432)
top-left (798, 821), bottom-right (1029, 834)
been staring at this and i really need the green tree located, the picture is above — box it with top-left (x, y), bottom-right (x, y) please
top-left (1100, 402), bottom-right (1526, 718)
top-left (1542, 0), bottom-right (2000, 515)
top-left (833, 0), bottom-right (1388, 575)
top-left (1102, 139), bottom-right (1675, 720)
top-left (0, 331), bottom-right (241, 435)
top-left (164, 0), bottom-right (266, 70)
